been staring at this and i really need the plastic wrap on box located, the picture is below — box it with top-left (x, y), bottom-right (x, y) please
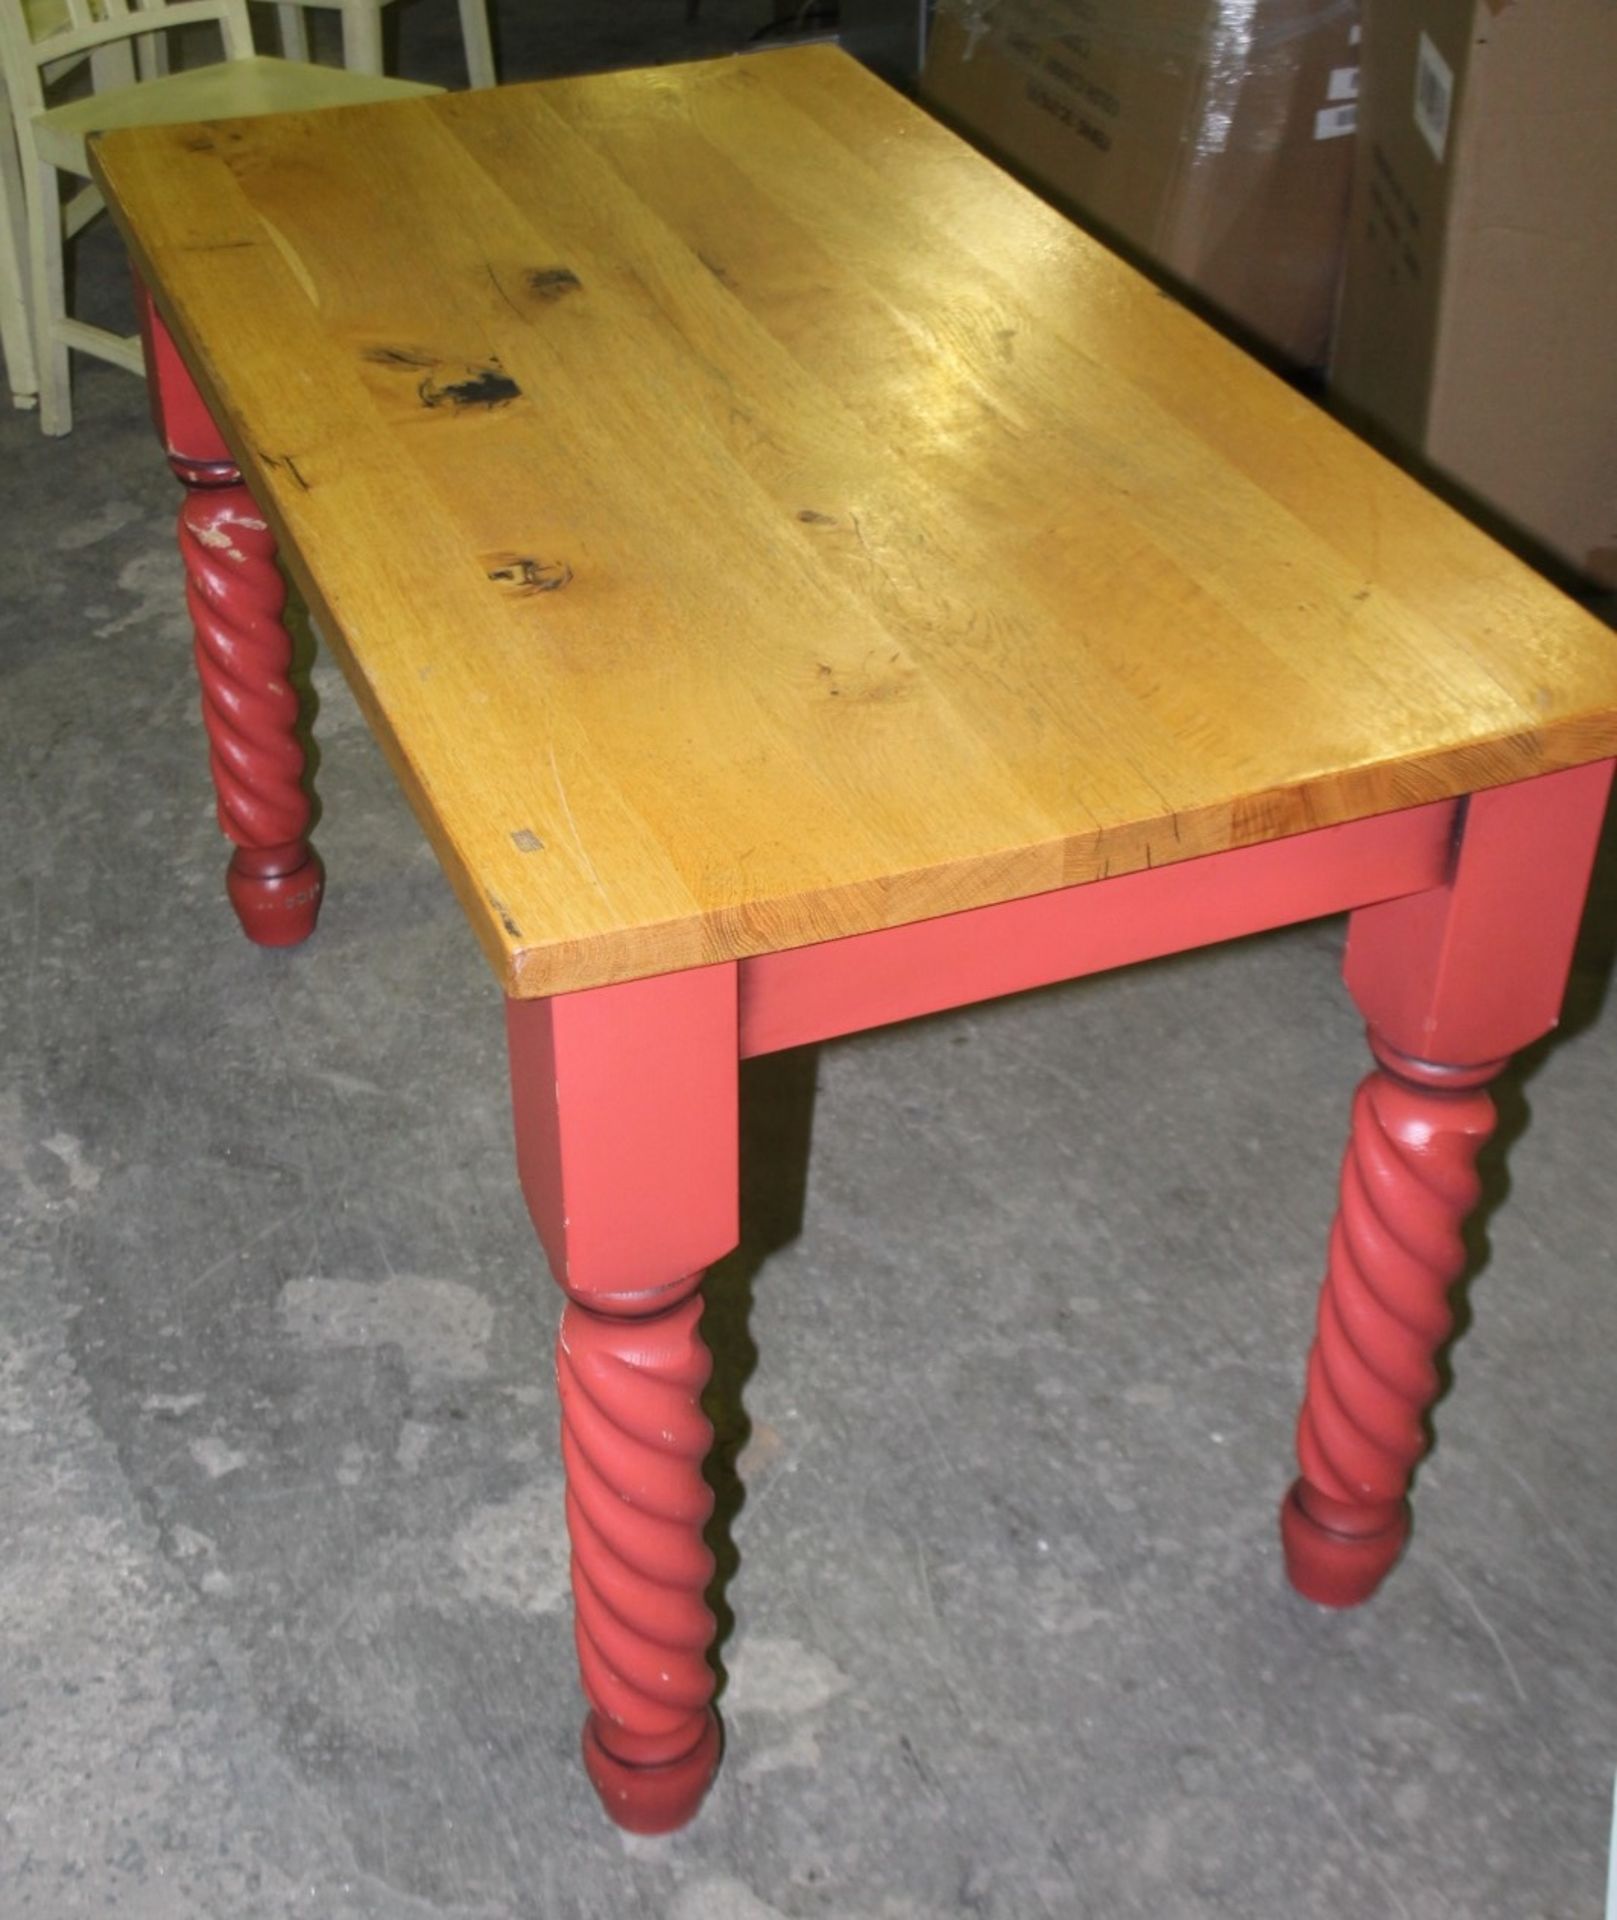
top-left (923, 0), bottom-right (1360, 368)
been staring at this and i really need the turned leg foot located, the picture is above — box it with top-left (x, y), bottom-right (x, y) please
top-left (1281, 1482), bottom-right (1411, 1610)
top-left (224, 843), bottom-right (324, 947)
top-left (580, 1712), bottom-right (722, 1837)
top-left (1283, 1038), bottom-right (1498, 1606)
top-left (558, 1283), bottom-right (720, 1833)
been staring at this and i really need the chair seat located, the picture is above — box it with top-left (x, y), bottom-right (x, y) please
top-left (33, 54), bottom-right (436, 175)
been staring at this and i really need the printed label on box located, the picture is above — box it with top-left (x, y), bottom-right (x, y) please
top-left (1364, 141), bottom-right (1424, 287)
top-left (1315, 102), bottom-right (1357, 140)
top-left (1413, 29), bottom-right (1454, 163)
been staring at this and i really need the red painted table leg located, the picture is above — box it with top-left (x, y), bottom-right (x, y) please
top-left (508, 966), bottom-right (739, 1832)
top-left (137, 281), bottom-right (322, 947)
top-left (179, 484), bottom-right (323, 944)
top-left (1283, 763), bottom-right (1613, 1605)
top-left (1282, 1040), bottom-right (1499, 1605)
top-left (559, 1284), bottom-right (724, 1831)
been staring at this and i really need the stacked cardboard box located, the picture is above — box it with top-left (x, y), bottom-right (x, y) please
top-left (921, 0), bottom-right (1362, 370)
top-left (1330, 0), bottom-right (1617, 588)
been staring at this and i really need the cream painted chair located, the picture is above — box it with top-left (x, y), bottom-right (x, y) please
top-left (0, 0), bottom-right (436, 433)
top-left (268, 0), bottom-right (493, 89)
top-left (0, 29), bottom-right (34, 403)
top-left (2, 0), bottom-right (146, 407)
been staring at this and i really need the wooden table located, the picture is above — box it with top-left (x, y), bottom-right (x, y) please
top-left (92, 46), bottom-right (1617, 1835)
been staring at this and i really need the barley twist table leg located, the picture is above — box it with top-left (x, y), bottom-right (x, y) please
top-left (506, 972), bottom-right (739, 1831)
top-left (557, 1279), bottom-right (721, 1833)
top-left (1282, 1037), bottom-right (1499, 1605)
top-left (1279, 766), bottom-right (1613, 1606)
top-left (176, 476), bottom-right (323, 945)
top-left (137, 278), bottom-right (323, 947)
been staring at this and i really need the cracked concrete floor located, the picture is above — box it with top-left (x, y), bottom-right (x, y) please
top-left (3, 6), bottom-right (1617, 1916)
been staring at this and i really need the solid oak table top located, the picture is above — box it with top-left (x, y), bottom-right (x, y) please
top-left (92, 46), bottom-right (1617, 996)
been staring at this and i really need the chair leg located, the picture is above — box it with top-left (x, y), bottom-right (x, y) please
top-left (340, 0), bottom-right (384, 74)
top-left (456, 0), bottom-right (496, 88)
top-left (25, 158), bottom-right (70, 436)
top-left (275, 2), bottom-right (311, 61)
top-left (0, 119), bottom-right (38, 407)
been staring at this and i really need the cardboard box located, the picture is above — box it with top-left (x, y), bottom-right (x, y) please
top-left (1331, 0), bottom-right (1617, 589)
top-left (921, 0), bottom-right (1361, 370)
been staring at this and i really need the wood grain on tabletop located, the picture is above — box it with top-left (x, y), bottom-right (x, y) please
top-left (89, 45), bottom-right (1617, 997)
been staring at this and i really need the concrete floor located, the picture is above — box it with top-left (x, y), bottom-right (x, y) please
top-left (4, 6), bottom-right (1617, 1915)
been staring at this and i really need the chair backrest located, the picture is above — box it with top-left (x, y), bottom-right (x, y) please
top-left (19, 0), bottom-right (137, 97)
top-left (24, 0), bottom-right (74, 37)
top-left (0, 0), bottom-right (255, 116)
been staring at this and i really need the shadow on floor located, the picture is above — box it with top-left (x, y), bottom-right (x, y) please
top-left (701, 1042), bottom-right (821, 1686)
